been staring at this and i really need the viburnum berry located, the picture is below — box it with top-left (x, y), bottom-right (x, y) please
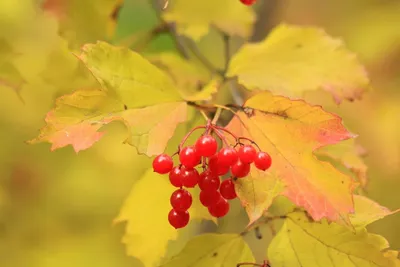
top-left (231, 159), bottom-right (251, 178)
top-left (169, 166), bottom-right (182, 187)
top-left (170, 189), bottom-right (192, 211)
top-left (208, 197), bottom-right (230, 217)
top-left (153, 154), bottom-right (173, 174)
top-left (218, 147), bottom-right (238, 167)
top-left (219, 179), bottom-right (237, 200)
top-left (195, 135), bottom-right (217, 157)
top-left (199, 171), bottom-right (220, 191)
top-left (238, 145), bottom-right (257, 164)
top-left (168, 209), bottom-right (189, 229)
top-left (254, 151), bottom-right (272, 171)
top-left (179, 146), bottom-right (201, 168)
top-left (180, 167), bottom-right (199, 188)
top-left (199, 190), bottom-right (222, 207)
top-left (240, 0), bottom-right (256, 6)
top-left (208, 155), bottom-right (230, 176)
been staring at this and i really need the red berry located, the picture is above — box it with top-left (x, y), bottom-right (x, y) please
top-left (240, 0), bottom-right (256, 6)
top-left (168, 209), bottom-right (189, 229)
top-left (169, 166), bottom-right (182, 187)
top-left (208, 197), bottom-right (230, 217)
top-left (199, 171), bottom-right (220, 191)
top-left (218, 147), bottom-right (238, 167)
top-left (180, 167), bottom-right (199, 188)
top-left (199, 190), bottom-right (222, 207)
top-left (153, 154), bottom-right (173, 174)
top-left (170, 189), bottom-right (192, 211)
top-left (254, 152), bottom-right (272, 171)
top-left (179, 146), bottom-right (201, 168)
top-left (195, 135), bottom-right (218, 157)
top-left (231, 160), bottom-right (251, 178)
top-left (208, 155), bottom-right (230, 176)
top-left (238, 145), bottom-right (257, 164)
top-left (220, 179), bottom-right (237, 200)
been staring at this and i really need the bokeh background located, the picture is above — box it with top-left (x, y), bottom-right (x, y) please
top-left (0, 0), bottom-right (399, 266)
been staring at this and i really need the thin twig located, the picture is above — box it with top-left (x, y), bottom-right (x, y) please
top-left (200, 110), bottom-right (209, 121)
top-left (222, 33), bottom-right (231, 76)
top-left (211, 107), bottom-right (222, 125)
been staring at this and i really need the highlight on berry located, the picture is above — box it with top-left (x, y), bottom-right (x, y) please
top-left (152, 120), bottom-right (272, 229)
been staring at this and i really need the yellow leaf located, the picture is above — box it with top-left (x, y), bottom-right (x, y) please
top-left (162, 0), bottom-right (256, 40)
top-left (234, 168), bottom-right (285, 225)
top-left (268, 212), bottom-right (400, 267)
top-left (159, 233), bottom-right (255, 267)
top-left (225, 92), bottom-right (355, 225)
top-left (115, 169), bottom-right (216, 267)
top-left (316, 139), bottom-right (368, 187)
top-left (30, 42), bottom-right (188, 155)
top-left (227, 24), bottom-right (370, 103)
top-left (350, 195), bottom-right (400, 229)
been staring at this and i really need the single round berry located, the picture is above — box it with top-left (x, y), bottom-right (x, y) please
top-left (199, 190), bottom-right (222, 207)
top-left (170, 189), bottom-right (192, 211)
top-left (240, 0), bottom-right (256, 6)
top-left (179, 146), bottom-right (201, 168)
top-left (168, 209), bottom-right (190, 229)
top-left (220, 179), bottom-right (237, 200)
top-left (199, 171), bottom-right (220, 191)
top-left (254, 151), bottom-right (272, 171)
top-left (195, 135), bottom-right (218, 157)
top-left (208, 155), bottom-right (230, 176)
top-left (181, 167), bottom-right (199, 188)
top-left (169, 166), bottom-right (182, 187)
top-left (218, 147), bottom-right (238, 167)
top-left (231, 160), bottom-right (251, 178)
top-left (208, 197), bottom-right (230, 217)
top-left (238, 145), bottom-right (257, 164)
top-left (153, 154), bottom-right (173, 174)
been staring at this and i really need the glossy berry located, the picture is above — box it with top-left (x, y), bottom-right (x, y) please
top-left (179, 146), bottom-right (201, 168)
top-left (254, 151), bottom-right (272, 171)
top-left (231, 159), bottom-right (251, 178)
top-left (169, 166), bottom-right (182, 187)
top-left (195, 135), bottom-right (218, 157)
top-left (153, 154), bottom-right (173, 174)
top-left (170, 189), bottom-right (192, 211)
top-left (208, 155), bottom-right (230, 176)
top-left (219, 179), bottom-right (237, 200)
top-left (238, 145), bottom-right (257, 164)
top-left (168, 209), bottom-right (189, 229)
top-left (199, 171), bottom-right (220, 191)
top-left (180, 167), bottom-right (199, 188)
top-left (240, 0), bottom-right (256, 6)
top-left (218, 147), bottom-right (238, 167)
top-left (208, 197), bottom-right (230, 217)
top-left (199, 190), bottom-right (222, 207)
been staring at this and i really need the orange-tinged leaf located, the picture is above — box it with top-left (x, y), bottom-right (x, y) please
top-left (225, 92), bottom-right (355, 224)
top-left (234, 168), bottom-right (285, 225)
top-left (227, 24), bottom-right (369, 103)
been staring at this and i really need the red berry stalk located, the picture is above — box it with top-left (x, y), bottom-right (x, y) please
top-left (152, 121), bottom-right (272, 229)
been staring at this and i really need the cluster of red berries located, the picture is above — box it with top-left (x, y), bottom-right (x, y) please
top-left (152, 124), bottom-right (271, 229)
top-left (240, 0), bottom-right (257, 6)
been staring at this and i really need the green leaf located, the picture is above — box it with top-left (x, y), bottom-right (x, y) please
top-left (227, 24), bottom-right (370, 104)
top-left (115, 169), bottom-right (216, 267)
top-left (234, 168), bottom-right (285, 226)
top-left (29, 42), bottom-right (188, 155)
top-left (162, 0), bottom-right (256, 40)
top-left (350, 195), bottom-right (400, 229)
top-left (159, 233), bottom-right (255, 267)
top-left (268, 212), bottom-right (400, 267)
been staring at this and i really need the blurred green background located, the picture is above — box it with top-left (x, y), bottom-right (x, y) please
top-left (0, 0), bottom-right (399, 266)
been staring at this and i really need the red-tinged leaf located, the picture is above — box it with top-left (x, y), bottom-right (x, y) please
top-left (225, 92), bottom-right (356, 225)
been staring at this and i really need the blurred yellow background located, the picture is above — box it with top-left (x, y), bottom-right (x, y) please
top-left (0, 0), bottom-right (399, 266)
